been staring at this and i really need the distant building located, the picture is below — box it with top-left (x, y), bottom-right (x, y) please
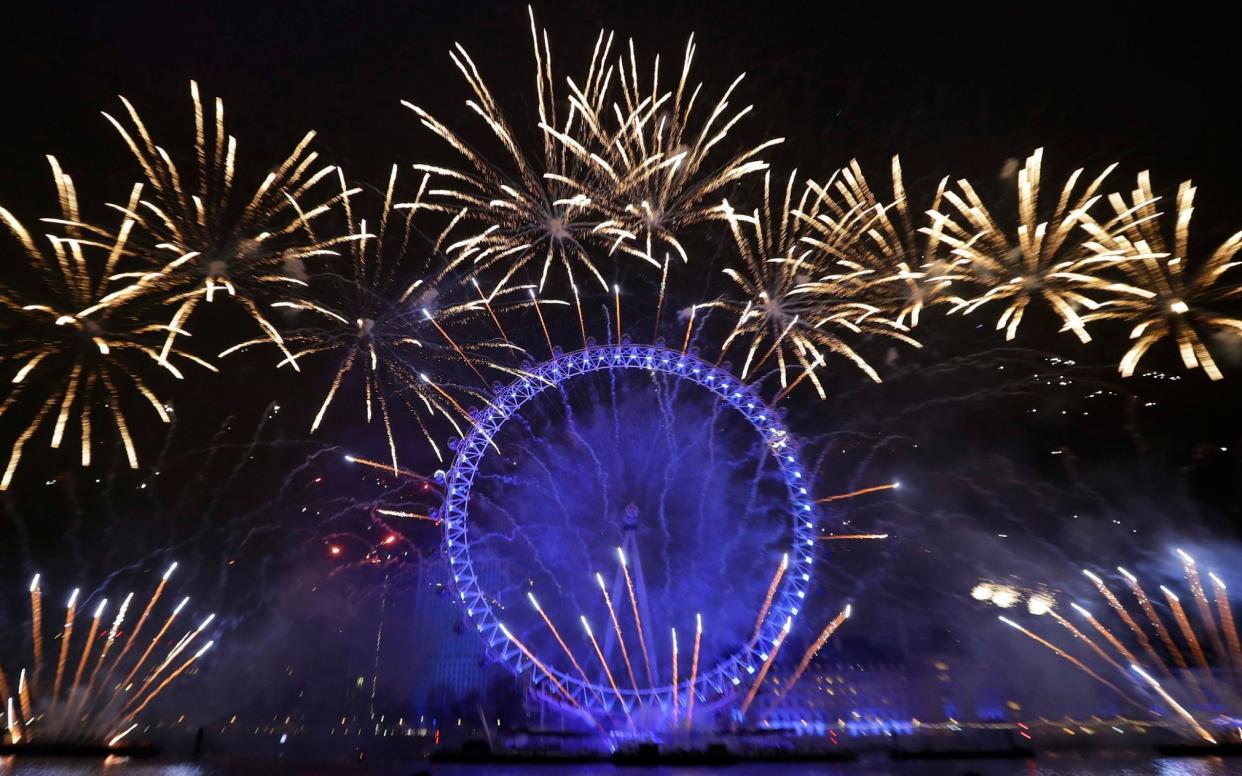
top-left (409, 553), bottom-right (494, 716)
top-left (763, 660), bottom-right (913, 736)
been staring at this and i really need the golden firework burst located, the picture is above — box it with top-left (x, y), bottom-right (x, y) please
top-left (928, 148), bottom-right (1123, 343)
top-left (0, 159), bottom-right (216, 490)
top-left (1079, 173), bottom-right (1242, 380)
top-left (98, 81), bottom-right (357, 367)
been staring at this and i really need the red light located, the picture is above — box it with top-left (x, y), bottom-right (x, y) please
top-left (383, 536), bottom-right (397, 546)
top-left (329, 546), bottom-right (341, 556)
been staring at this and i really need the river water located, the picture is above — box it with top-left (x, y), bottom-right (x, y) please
top-left (0, 755), bottom-right (1236, 776)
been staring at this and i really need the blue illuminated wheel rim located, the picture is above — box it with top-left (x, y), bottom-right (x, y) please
top-left (438, 344), bottom-right (817, 717)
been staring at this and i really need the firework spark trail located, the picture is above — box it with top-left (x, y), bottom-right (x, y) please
top-left (739, 617), bottom-right (792, 716)
top-left (528, 594), bottom-right (601, 705)
top-left (1083, 570), bottom-right (1165, 668)
top-left (530, 290), bottom-right (556, 358)
top-left (344, 455), bottom-right (429, 482)
top-left (780, 604), bottom-right (851, 702)
top-left (50, 589), bottom-right (79, 704)
top-left (1130, 665), bottom-right (1216, 743)
top-left (685, 613), bottom-right (701, 731)
top-left (17, 670), bottom-right (32, 722)
top-left (68, 598), bottom-right (107, 707)
top-left (109, 723), bottom-right (138, 747)
top-left (28, 575), bottom-right (42, 692)
top-left (670, 627), bottom-right (679, 726)
top-left (998, 617), bottom-right (1142, 709)
top-left (1118, 567), bottom-right (1182, 679)
top-left (565, 268), bottom-right (589, 350)
top-left (1068, 603), bottom-right (1147, 674)
top-left (596, 573), bottom-right (642, 701)
top-left (128, 613), bottom-right (214, 708)
top-left (423, 309), bottom-right (490, 387)
top-left (471, 278), bottom-right (515, 351)
top-left (581, 616), bottom-right (631, 721)
top-left (121, 641), bottom-right (213, 722)
top-left (1160, 586), bottom-right (1218, 697)
top-left (749, 554), bottom-right (788, 645)
top-left (0, 665), bottom-right (10, 710)
top-left (1145, 583), bottom-right (1214, 709)
top-left (681, 305), bottom-right (698, 355)
top-left (1048, 609), bottom-right (1126, 675)
top-left (106, 564), bottom-right (175, 684)
top-left (375, 508), bottom-right (440, 524)
top-left (771, 355), bottom-right (826, 405)
top-left (654, 256), bottom-right (669, 341)
top-left (497, 624), bottom-right (580, 710)
top-left (613, 285), bottom-right (622, 344)
top-left (818, 534), bottom-right (889, 541)
top-left (6, 697), bottom-right (21, 743)
top-left (1177, 550), bottom-right (1229, 667)
top-left (617, 548), bottom-right (654, 688)
top-left (1208, 573), bottom-right (1242, 672)
top-left (418, 374), bottom-right (476, 433)
top-left (114, 597), bottom-right (189, 701)
top-left (81, 592), bottom-right (134, 709)
top-left (816, 483), bottom-right (899, 503)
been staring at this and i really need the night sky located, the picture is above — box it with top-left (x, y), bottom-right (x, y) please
top-left (1, 0), bottom-right (1240, 738)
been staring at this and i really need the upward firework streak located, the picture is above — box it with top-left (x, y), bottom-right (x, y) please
top-left (50, 589), bottom-right (79, 703)
top-left (1070, 603), bottom-right (1141, 668)
top-left (498, 623), bottom-right (579, 710)
top-left (1208, 573), bottom-right (1242, 670)
top-left (616, 548), bottom-right (654, 687)
top-left (28, 576), bottom-right (43, 692)
top-left (1118, 567), bottom-right (1183, 680)
top-left (1177, 550), bottom-right (1228, 667)
top-left (685, 614), bottom-right (701, 731)
top-left (1048, 608), bottom-right (1126, 675)
top-left (527, 594), bottom-right (599, 705)
top-left (739, 617), bottom-right (792, 716)
top-left (998, 616), bottom-right (1141, 709)
top-left (2, 568), bottom-right (219, 745)
top-left (670, 628), bottom-right (679, 726)
top-left (750, 554), bottom-right (788, 645)
top-left (1083, 570), bottom-right (1165, 670)
top-left (779, 604), bottom-right (851, 702)
top-left (596, 572), bottom-right (641, 700)
top-left (1159, 586), bottom-right (1218, 698)
top-left (993, 552), bottom-right (1242, 740)
top-left (105, 564), bottom-right (174, 684)
top-left (580, 617), bottom-right (630, 719)
top-left (1130, 665), bottom-right (1216, 744)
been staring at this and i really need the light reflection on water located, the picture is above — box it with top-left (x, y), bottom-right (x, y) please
top-left (0, 756), bottom-right (1237, 776)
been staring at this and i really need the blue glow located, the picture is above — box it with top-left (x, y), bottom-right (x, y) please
top-left (439, 344), bottom-right (819, 719)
